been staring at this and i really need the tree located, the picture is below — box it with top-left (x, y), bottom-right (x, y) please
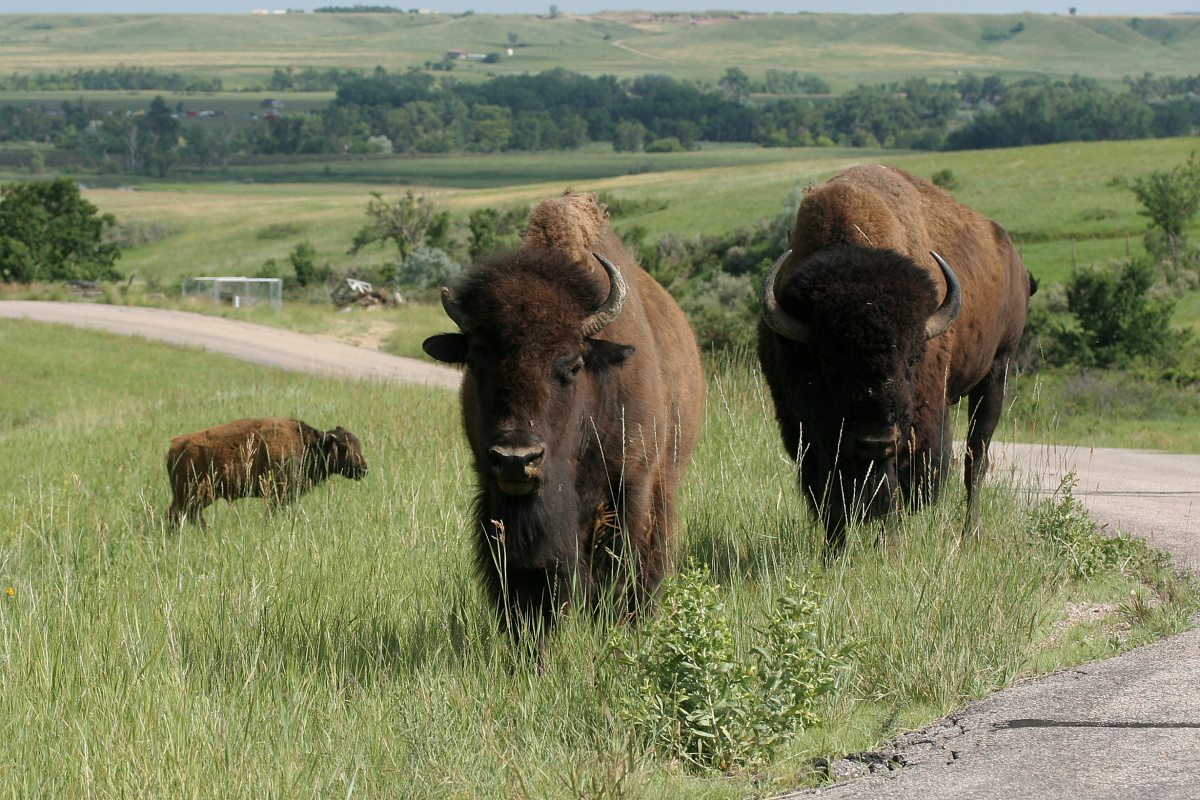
top-left (1054, 259), bottom-right (1186, 367)
top-left (348, 189), bottom-right (442, 261)
top-left (1130, 153), bottom-right (1200, 259)
top-left (613, 119), bottom-right (647, 152)
top-left (719, 67), bottom-right (751, 103)
top-left (0, 177), bottom-right (121, 283)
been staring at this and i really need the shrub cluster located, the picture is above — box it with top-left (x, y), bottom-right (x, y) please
top-left (1028, 473), bottom-right (1143, 580)
top-left (610, 565), bottom-right (852, 772)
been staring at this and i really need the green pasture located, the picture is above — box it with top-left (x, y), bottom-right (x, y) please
top-left (13, 137), bottom-right (1195, 298)
top-left (1, 11), bottom-right (1198, 90)
top-left (1, 319), bottom-right (1192, 798)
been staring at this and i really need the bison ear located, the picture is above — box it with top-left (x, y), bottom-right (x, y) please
top-left (584, 339), bottom-right (636, 370)
top-left (423, 333), bottom-right (469, 364)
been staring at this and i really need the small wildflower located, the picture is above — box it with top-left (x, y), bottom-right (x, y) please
top-left (4, 587), bottom-right (13, 597)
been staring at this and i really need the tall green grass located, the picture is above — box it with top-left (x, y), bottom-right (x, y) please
top-left (1, 320), bottom-right (1192, 796)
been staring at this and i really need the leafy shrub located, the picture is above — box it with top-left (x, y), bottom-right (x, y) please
top-left (0, 177), bottom-right (121, 282)
top-left (1051, 259), bottom-right (1188, 368)
top-left (290, 241), bottom-right (331, 286)
top-left (611, 565), bottom-right (852, 772)
top-left (1028, 473), bottom-right (1140, 579)
top-left (930, 168), bottom-right (960, 190)
top-left (391, 243), bottom-right (461, 290)
top-left (677, 271), bottom-right (757, 351)
top-left (644, 137), bottom-right (685, 153)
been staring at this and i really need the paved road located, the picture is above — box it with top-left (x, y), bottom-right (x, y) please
top-left (8, 301), bottom-right (1199, 798)
top-left (790, 442), bottom-right (1200, 800)
top-left (0, 300), bottom-right (461, 390)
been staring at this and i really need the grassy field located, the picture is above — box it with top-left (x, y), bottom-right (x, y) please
top-left (2, 12), bottom-right (1198, 90)
top-left (1, 319), bottom-right (1192, 798)
top-left (3, 137), bottom-right (1194, 301)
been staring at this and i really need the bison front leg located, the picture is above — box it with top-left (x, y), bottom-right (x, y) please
top-left (963, 353), bottom-right (1013, 538)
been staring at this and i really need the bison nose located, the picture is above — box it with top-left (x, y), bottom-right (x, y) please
top-left (487, 444), bottom-right (546, 495)
top-left (853, 432), bottom-right (897, 461)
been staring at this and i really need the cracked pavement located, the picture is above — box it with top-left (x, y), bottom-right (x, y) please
top-left (788, 442), bottom-right (1200, 799)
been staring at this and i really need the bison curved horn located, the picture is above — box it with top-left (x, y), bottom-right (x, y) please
top-left (582, 253), bottom-right (628, 337)
top-left (925, 251), bottom-right (962, 340)
top-left (440, 286), bottom-right (474, 333)
top-left (759, 250), bottom-right (814, 344)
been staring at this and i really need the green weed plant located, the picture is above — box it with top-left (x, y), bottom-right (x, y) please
top-left (611, 565), bottom-right (852, 772)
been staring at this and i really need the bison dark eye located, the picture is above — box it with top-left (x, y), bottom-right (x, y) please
top-left (557, 356), bottom-right (585, 384)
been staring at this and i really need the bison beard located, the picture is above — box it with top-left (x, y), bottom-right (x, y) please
top-left (423, 192), bottom-right (703, 646)
top-left (757, 165), bottom-right (1034, 545)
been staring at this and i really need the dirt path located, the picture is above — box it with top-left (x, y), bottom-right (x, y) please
top-left (0, 300), bottom-right (461, 390)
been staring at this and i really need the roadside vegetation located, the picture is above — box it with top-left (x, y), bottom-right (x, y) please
top-left (3, 18), bottom-right (1200, 791)
top-left (0, 321), bottom-right (1193, 797)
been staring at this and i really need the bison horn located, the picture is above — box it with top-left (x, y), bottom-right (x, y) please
top-left (582, 253), bottom-right (628, 337)
top-left (759, 250), bottom-right (814, 344)
top-left (925, 251), bottom-right (962, 340)
top-left (440, 286), bottom-right (473, 333)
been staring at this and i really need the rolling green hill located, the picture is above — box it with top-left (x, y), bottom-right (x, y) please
top-left (1, 11), bottom-right (1198, 89)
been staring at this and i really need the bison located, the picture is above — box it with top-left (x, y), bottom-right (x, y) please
top-left (422, 191), bottom-right (704, 642)
top-left (166, 417), bottom-right (368, 528)
top-left (756, 165), bottom-right (1035, 542)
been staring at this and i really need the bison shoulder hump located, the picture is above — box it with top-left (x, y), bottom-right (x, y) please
top-left (522, 191), bottom-right (610, 258)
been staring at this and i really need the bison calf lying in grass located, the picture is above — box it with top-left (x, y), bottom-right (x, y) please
top-left (166, 417), bottom-right (368, 528)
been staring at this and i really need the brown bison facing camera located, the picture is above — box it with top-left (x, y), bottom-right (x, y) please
top-left (423, 191), bottom-right (704, 643)
top-left (167, 417), bottom-right (368, 528)
top-left (757, 165), bottom-right (1035, 543)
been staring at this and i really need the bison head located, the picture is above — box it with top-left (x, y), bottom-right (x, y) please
top-left (759, 246), bottom-right (960, 532)
top-left (323, 427), bottom-right (369, 480)
top-left (423, 249), bottom-right (635, 499)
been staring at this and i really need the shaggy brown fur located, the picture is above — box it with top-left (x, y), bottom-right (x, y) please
top-left (757, 165), bottom-right (1035, 541)
top-left (423, 191), bottom-right (704, 643)
top-left (166, 417), bottom-right (368, 528)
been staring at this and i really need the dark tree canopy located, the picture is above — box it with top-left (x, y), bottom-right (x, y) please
top-left (0, 178), bottom-right (121, 283)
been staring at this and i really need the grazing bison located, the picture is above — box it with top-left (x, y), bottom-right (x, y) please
top-left (167, 417), bottom-right (368, 528)
top-left (423, 191), bottom-right (704, 642)
top-left (757, 165), bottom-right (1035, 542)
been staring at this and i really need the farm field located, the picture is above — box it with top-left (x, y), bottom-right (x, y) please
top-left (1, 319), bottom-right (1193, 798)
top-left (2, 11), bottom-right (1199, 90)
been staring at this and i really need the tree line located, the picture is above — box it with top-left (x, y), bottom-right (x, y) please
top-left (1, 67), bottom-right (1197, 173)
top-left (0, 67), bottom-right (223, 93)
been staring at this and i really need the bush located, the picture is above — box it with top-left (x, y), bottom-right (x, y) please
top-left (0, 177), bottom-right (121, 283)
top-left (290, 241), bottom-right (331, 286)
top-left (644, 137), bottom-right (685, 153)
top-left (390, 243), bottom-right (461, 290)
top-left (677, 271), bottom-right (757, 351)
top-left (1029, 473), bottom-right (1141, 580)
top-left (611, 565), bottom-right (852, 772)
top-left (930, 168), bottom-right (960, 190)
top-left (1050, 259), bottom-right (1189, 368)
